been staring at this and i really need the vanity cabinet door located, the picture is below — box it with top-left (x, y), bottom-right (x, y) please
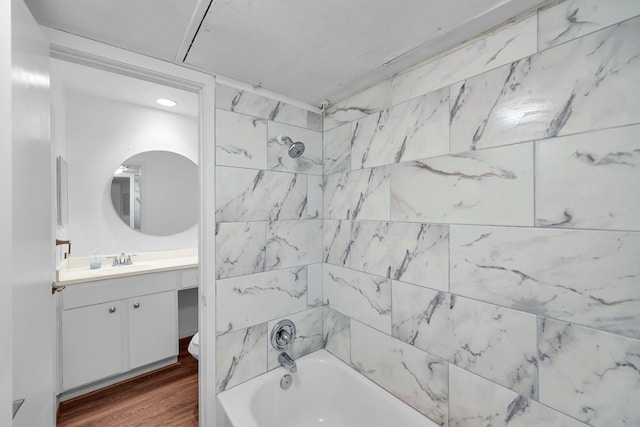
top-left (128, 291), bottom-right (177, 369)
top-left (62, 301), bottom-right (125, 391)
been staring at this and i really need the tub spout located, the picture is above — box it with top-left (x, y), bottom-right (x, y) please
top-left (278, 352), bottom-right (297, 373)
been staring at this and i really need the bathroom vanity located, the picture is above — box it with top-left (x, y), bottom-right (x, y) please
top-left (56, 249), bottom-right (198, 399)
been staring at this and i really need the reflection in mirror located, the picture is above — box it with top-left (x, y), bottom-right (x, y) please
top-left (110, 151), bottom-right (198, 236)
top-left (111, 164), bottom-right (142, 231)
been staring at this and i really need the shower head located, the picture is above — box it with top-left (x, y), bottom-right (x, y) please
top-left (278, 135), bottom-right (305, 159)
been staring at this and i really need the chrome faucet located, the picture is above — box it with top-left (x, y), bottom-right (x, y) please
top-left (109, 252), bottom-right (133, 267)
top-left (278, 352), bottom-right (297, 373)
top-left (271, 319), bottom-right (297, 373)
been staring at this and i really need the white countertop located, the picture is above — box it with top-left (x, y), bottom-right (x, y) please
top-left (56, 248), bottom-right (198, 286)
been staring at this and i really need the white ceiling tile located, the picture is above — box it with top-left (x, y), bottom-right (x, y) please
top-left (25, 0), bottom-right (199, 61)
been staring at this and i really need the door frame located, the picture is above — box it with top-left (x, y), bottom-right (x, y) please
top-left (44, 28), bottom-right (217, 425)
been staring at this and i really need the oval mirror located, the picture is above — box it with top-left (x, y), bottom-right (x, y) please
top-left (110, 151), bottom-right (198, 236)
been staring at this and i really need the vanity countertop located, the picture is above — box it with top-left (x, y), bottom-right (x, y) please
top-left (56, 248), bottom-right (198, 286)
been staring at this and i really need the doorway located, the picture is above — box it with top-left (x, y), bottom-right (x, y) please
top-left (47, 30), bottom-right (216, 425)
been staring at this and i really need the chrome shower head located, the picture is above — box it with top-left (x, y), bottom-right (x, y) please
top-left (278, 135), bottom-right (305, 159)
top-left (288, 141), bottom-right (305, 159)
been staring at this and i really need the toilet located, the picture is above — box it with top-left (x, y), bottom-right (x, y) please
top-left (188, 332), bottom-right (200, 360)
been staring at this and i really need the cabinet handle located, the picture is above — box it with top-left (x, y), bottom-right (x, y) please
top-left (108, 307), bottom-right (117, 313)
top-left (133, 302), bottom-right (140, 309)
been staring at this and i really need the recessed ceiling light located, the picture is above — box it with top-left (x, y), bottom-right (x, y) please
top-left (156, 98), bottom-right (177, 107)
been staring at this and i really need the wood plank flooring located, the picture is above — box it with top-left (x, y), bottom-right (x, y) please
top-left (57, 336), bottom-right (198, 427)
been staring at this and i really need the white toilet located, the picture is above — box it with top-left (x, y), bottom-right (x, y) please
top-left (188, 332), bottom-right (200, 360)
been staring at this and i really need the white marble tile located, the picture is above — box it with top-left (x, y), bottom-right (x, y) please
top-left (267, 122), bottom-right (322, 175)
top-left (216, 84), bottom-right (244, 109)
top-left (450, 225), bottom-right (640, 339)
top-left (307, 111), bottom-right (323, 131)
top-left (538, 0), bottom-right (640, 49)
top-left (307, 175), bottom-right (323, 219)
top-left (324, 167), bottom-right (390, 221)
top-left (216, 84), bottom-right (308, 128)
top-left (392, 16), bottom-right (537, 106)
top-left (350, 320), bottom-right (448, 426)
top-left (326, 79), bottom-right (391, 122)
top-left (323, 219), bottom-right (351, 265)
top-left (266, 220), bottom-right (322, 270)
top-left (216, 266), bottom-right (307, 334)
top-left (351, 88), bottom-right (449, 170)
top-left (392, 281), bottom-right (538, 397)
top-left (450, 17), bottom-right (640, 152)
top-left (392, 283), bottom-right (451, 359)
top-left (267, 307), bottom-right (323, 370)
top-left (449, 365), bottom-right (589, 427)
top-left (306, 263), bottom-right (324, 307)
top-left (348, 221), bottom-right (449, 290)
top-left (536, 124), bottom-right (640, 231)
top-left (323, 264), bottom-right (391, 334)
top-left (215, 109), bottom-right (267, 169)
top-left (391, 143), bottom-right (534, 226)
top-left (215, 222), bottom-right (266, 279)
top-left (216, 167), bottom-right (307, 222)
top-left (323, 123), bottom-right (352, 175)
top-left (323, 306), bottom-right (350, 364)
top-left (539, 318), bottom-right (640, 427)
top-left (216, 324), bottom-right (267, 392)
top-left (323, 115), bottom-right (349, 132)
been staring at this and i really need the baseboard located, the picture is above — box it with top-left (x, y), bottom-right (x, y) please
top-left (179, 328), bottom-right (198, 339)
top-left (55, 400), bottom-right (62, 424)
top-left (58, 356), bottom-right (177, 402)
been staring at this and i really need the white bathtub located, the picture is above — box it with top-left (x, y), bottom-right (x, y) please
top-left (217, 349), bottom-right (438, 427)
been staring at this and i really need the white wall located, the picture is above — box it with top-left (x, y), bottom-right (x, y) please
top-left (64, 90), bottom-right (198, 257)
top-left (178, 288), bottom-right (199, 338)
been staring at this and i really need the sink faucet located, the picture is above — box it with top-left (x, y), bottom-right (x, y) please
top-left (109, 252), bottom-right (133, 267)
top-left (278, 352), bottom-right (297, 373)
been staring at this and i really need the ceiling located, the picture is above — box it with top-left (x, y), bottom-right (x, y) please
top-left (25, 0), bottom-right (547, 108)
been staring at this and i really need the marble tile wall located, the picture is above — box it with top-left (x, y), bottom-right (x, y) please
top-left (215, 84), bottom-right (324, 392)
top-left (321, 2), bottom-right (640, 426)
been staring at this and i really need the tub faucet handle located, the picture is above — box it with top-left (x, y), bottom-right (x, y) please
top-left (278, 329), bottom-right (292, 344)
top-left (271, 319), bottom-right (296, 350)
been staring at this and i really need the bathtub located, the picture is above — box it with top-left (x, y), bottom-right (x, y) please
top-left (217, 349), bottom-right (438, 427)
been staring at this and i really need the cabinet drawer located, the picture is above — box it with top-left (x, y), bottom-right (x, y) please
top-left (63, 270), bottom-right (179, 309)
top-left (179, 268), bottom-right (199, 289)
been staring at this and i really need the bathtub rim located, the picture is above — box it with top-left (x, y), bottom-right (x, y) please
top-left (216, 348), bottom-right (438, 427)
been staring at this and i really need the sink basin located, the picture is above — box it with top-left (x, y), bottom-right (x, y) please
top-left (95, 263), bottom-right (149, 273)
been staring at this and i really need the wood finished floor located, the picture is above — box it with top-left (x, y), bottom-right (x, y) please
top-left (57, 336), bottom-right (198, 427)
